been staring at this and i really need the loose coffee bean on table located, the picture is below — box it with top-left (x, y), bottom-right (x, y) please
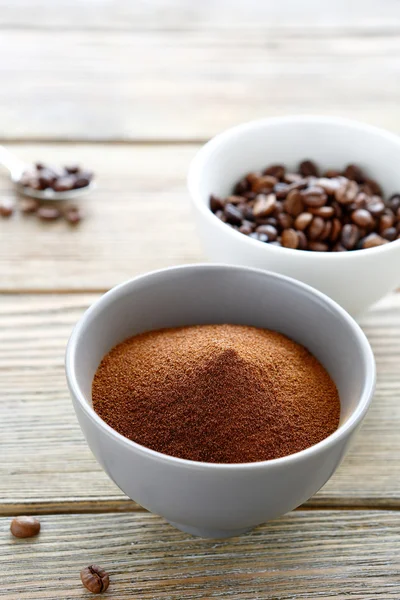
top-left (93, 324), bottom-right (340, 464)
top-left (10, 516), bottom-right (40, 538)
top-left (210, 160), bottom-right (400, 251)
top-left (80, 565), bottom-right (110, 594)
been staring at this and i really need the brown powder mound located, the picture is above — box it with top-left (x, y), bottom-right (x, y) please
top-left (92, 324), bottom-right (340, 463)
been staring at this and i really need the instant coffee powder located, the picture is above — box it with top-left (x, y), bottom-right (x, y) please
top-left (92, 324), bottom-right (340, 463)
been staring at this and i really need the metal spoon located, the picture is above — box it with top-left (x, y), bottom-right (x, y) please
top-left (0, 145), bottom-right (95, 201)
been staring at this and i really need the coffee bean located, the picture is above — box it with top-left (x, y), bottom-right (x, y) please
top-left (330, 218), bottom-right (342, 243)
top-left (341, 224), bottom-right (360, 249)
top-left (361, 233), bottom-right (388, 249)
top-left (249, 232), bottom-right (268, 242)
top-left (239, 222), bottom-right (253, 235)
top-left (253, 194), bottom-right (277, 218)
top-left (301, 186), bottom-right (327, 208)
top-left (284, 172), bottom-right (303, 184)
top-left (20, 198), bottom-right (39, 214)
top-left (80, 565), bottom-right (110, 594)
top-left (274, 182), bottom-right (290, 199)
top-left (308, 241), bottom-right (329, 252)
top-left (382, 227), bottom-right (397, 241)
top-left (286, 178), bottom-right (308, 192)
top-left (73, 176), bottom-right (91, 189)
top-left (294, 212), bottom-right (313, 231)
top-left (243, 191), bottom-right (257, 201)
top-left (308, 216), bottom-right (325, 240)
top-left (277, 212), bottom-right (293, 230)
top-left (251, 175), bottom-right (277, 193)
top-left (0, 199), bottom-right (14, 217)
top-left (324, 169), bottom-right (342, 178)
top-left (283, 190), bottom-right (304, 217)
top-left (296, 230), bottom-right (308, 250)
top-left (52, 176), bottom-right (76, 192)
top-left (256, 224), bottom-right (278, 240)
top-left (215, 210), bottom-right (226, 222)
top-left (10, 516), bottom-right (40, 538)
top-left (308, 205), bottom-right (335, 219)
top-left (37, 206), bottom-right (61, 221)
top-left (351, 209), bottom-right (374, 228)
top-left (332, 201), bottom-right (343, 218)
top-left (343, 164), bottom-right (365, 183)
top-left (299, 160), bottom-right (319, 177)
top-left (364, 178), bottom-right (382, 196)
top-left (234, 178), bottom-right (249, 195)
top-left (335, 180), bottom-right (358, 204)
top-left (264, 164), bottom-right (285, 179)
top-left (224, 203), bottom-right (243, 225)
top-left (367, 196), bottom-right (385, 216)
top-left (281, 228), bottom-right (299, 249)
top-left (332, 242), bottom-right (347, 252)
top-left (65, 206), bottom-right (83, 225)
top-left (65, 164), bottom-right (80, 174)
top-left (379, 212), bottom-right (395, 233)
top-left (210, 195), bottom-right (224, 213)
top-left (316, 177), bottom-right (342, 194)
top-left (388, 194), bottom-right (400, 212)
top-left (320, 220), bottom-right (332, 241)
top-left (226, 195), bottom-right (243, 205)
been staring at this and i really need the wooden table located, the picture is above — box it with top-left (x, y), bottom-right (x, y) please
top-left (1, 2), bottom-right (400, 597)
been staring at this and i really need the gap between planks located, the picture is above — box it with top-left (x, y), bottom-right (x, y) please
top-left (3, 499), bottom-right (400, 517)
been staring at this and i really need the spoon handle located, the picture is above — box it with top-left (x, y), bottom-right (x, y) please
top-left (0, 145), bottom-right (26, 180)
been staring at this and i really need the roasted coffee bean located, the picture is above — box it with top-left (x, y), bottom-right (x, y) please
top-left (38, 168), bottom-right (57, 189)
top-left (283, 190), bottom-right (304, 217)
top-left (256, 224), bottom-right (278, 240)
top-left (241, 204), bottom-right (255, 221)
top-left (332, 201), bottom-right (343, 218)
top-left (351, 209), bottom-right (374, 228)
top-left (225, 195), bottom-right (243, 205)
top-left (286, 178), bottom-right (308, 192)
top-left (379, 212), bottom-right (395, 233)
top-left (324, 169), bottom-right (341, 178)
top-left (73, 175), bottom-right (91, 189)
top-left (234, 178), bottom-right (249, 195)
top-left (243, 191), bottom-right (257, 201)
top-left (38, 206), bottom-right (61, 221)
top-left (308, 205), bottom-right (335, 219)
top-left (274, 182), bottom-right (290, 199)
top-left (343, 164), bottom-right (365, 183)
top-left (251, 175), bottom-right (277, 193)
top-left (277, 212), bottom-right (293, 230)
top-left (320, 220), bottom-right (332, 241)
top-left (301, 186), bottom-right (327, 208)
top-left (364, 178), bottom-right (382, 196)
top-left (284, 172), bottom-right (302, 184)
top-left (299, 160), bottom-right (319, 177)
top-left (210, 195), bottom-right (224, 213)
top-left (330, 218), bottom-right (342, 243)
top-left (316, 177), bottom-right (341, 194)
top-left (65, 206), bottom-right (83, 225)
top-left (224, 203), bottom-right (243, 225)
top-left (215, 209), bottom-right (226, 222)
top-left (249, 232), bottom-right (268, 242)
top-left (52, 176), bottom-right (76, 192)
top-left (361, 233), bottom-right (388, 249)
top-left (10, 516), bottom-right (40, 538)
top-left (335, 179), bottom-right (358, 204)
top-left (308, 216), bottom-right (325, 240)
top-left (239, 223), bottom-right (253, 235)
top-left (332, 242), bottom-right (347, 252)
top-left (296, 230), bottom-right (308, 250)
top-left (341, 224), bottom-right (360, 250)
top-left (65, 164), bottom-right (80, 174)
top-left (253, 193), bottom-right (277, 218)
top-left (308, 241), bottom-right (329, 252)
top-left (264, 164), bottom-right (285, 179)
top-left (366, 196), bottom-right (385, 216)
top-left (388, 194), bottom-right (400, 212)
top-left (382, 227), bottom-right (397, 241)
top-left (294, 212), bottom-right (313, 231)
top-left (281, 228), bottom-right (299, 249)
top-left (0, 199), bottom-right (14, 217)
top-left (80, 565), bottom-right (110, 594)
top-left (20, 198), bottom-right (39, 213)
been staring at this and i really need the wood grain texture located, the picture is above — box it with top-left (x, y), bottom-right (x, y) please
top-left (0, 144), bottom-right (202, 292)
top-left (0, 26), bottom-right (400, 140)
top-left (1, 292), bottom-right (399, 512)
top-left (1, 510), bottom-right (400, 599)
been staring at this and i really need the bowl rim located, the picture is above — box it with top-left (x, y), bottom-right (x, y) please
top-left (187, 115), bottom-right (400, 258)
top-left (65, 263), bottom-right (376, 471)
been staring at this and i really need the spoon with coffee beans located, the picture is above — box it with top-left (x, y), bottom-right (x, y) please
top-left (0, 145), bottom-right (95, 201)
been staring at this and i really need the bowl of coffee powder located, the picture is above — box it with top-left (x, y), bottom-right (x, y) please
top-left (188, 115), bottom-right (400, 316)
top-left (66, 264), bottom-right (375, 538)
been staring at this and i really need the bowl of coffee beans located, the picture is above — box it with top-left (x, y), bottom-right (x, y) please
top-left (66, 264), bottom-right (375, 538)
top-left (188, 116), bottom-right (400, 315)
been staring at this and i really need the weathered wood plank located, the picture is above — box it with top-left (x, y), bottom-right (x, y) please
top-left (0, 29), bottom-right (400, 140)
top-left (0, 144), bottom-right (201, 292)
top-left (1, 510), bottom-right (399, 599)
top-left (0, 292), bottom-right (399, 511)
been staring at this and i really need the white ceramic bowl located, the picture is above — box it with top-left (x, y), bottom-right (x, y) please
top-left (188, 116), bottom-right (400, 316)
top-left (66, 264), bottom-right (375, 538)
